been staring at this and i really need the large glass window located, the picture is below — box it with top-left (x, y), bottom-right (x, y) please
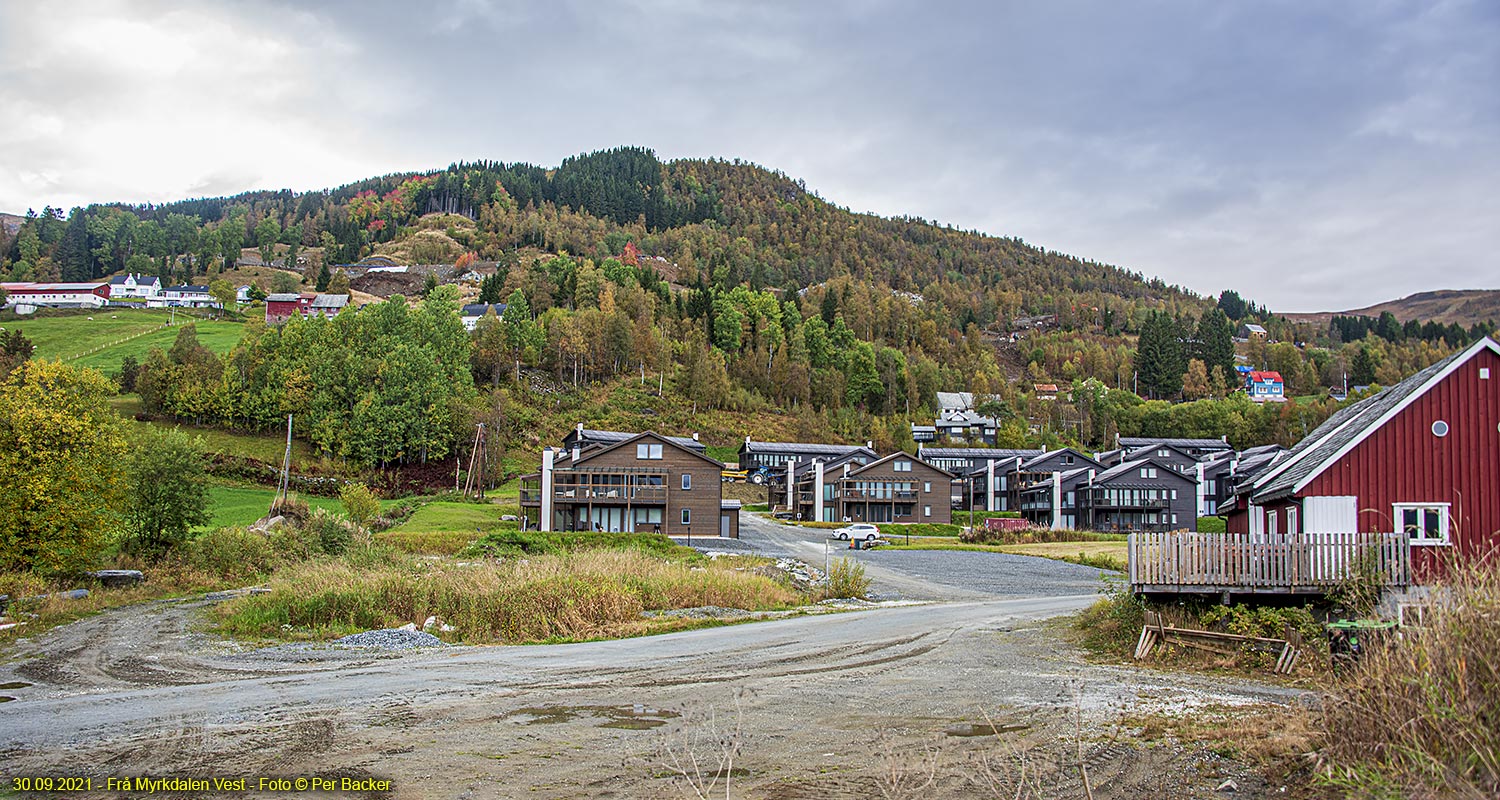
top-left (636, 443), bottom-right (663, 460)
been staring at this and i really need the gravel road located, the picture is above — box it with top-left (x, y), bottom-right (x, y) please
top-left (0, 515), bottom-right (1301, 799)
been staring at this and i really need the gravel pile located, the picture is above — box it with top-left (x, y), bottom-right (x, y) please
top-left (334, 629), bottom-right (446, 650)
top-left (642, 606), bottom-right (752, 619)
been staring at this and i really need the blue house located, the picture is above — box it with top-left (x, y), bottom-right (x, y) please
top-left (1245, 370), bottom-right (1286, 403)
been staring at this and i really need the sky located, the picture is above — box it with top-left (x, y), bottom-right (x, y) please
top-left (2, 0), bottom-right (1497, 312)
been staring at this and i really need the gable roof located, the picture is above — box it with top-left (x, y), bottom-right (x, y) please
top-left (266, 293), bottom-right (303, 303)
top-left (935, 391), bottom-right (975, 410)
top-left (741, 440), bottom-right (868, 457)
top-left (1251, 337), bottom-right (1499, 502)
top-left (1248, 371), bottom-right (1283, 382)
top-left (1092, 456), bottom-right (1199, 486)
top-left (1118, 436), bottom-right (1232, 453)
top-left (917, 447), bottom-right (1045, 460)
top-left (847, 451), bottom-right (954, 479)
top-left (1020, 448), bottom-right (1100, 470)
top-left (461, 303), bottom-right (506, 317)
top-left (572, 430), bottom-right (724, 469)
top-left (568, 427), bottom-right (706, 454)
top-left (790, 447), bottom-right (879, 478)
top-left (310, 294), bottom-right (348, 309)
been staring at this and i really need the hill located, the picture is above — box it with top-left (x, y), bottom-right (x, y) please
top-left (1285, 289), bottom-right (1500, 328)
top-left (0, 212), bottom-right (21, 237)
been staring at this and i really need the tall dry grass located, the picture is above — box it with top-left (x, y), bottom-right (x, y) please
top-left (218, 549), bottom-right (801, 643)
top-left (1316, 562), bottom-right (1500, 798)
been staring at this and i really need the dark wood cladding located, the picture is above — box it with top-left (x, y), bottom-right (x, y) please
top-left (559, 438), bottom-right (724, 537)
top-left (1304, 348), bottom-right (1500, 581)
top-left (841, 456), bottom-right (952, 524)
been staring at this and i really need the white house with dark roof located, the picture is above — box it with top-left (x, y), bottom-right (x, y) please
top-left (107, 273), bottom-right (161, 300)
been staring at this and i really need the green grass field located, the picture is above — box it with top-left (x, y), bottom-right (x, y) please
top-left (111, 396), bottom-right (319, 465)
top-left (378, 500), bottom-right (520, 554)
top-left (205, 486), bottom-right (347, 529)
top-left (5, 310), bottom-right (244, 371)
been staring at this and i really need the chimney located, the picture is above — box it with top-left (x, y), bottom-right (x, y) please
top-left (745, 435), bottom-right (751, 444)
top-left (692, 432), bottom-right (700, 441)
top-left (576, 422), bottom-right (584, 433)
top-left (866, 440), bottom-right (873, 450)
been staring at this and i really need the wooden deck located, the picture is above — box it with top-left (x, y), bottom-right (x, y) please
top-left (1128, 531), bottom-right (1411, 595)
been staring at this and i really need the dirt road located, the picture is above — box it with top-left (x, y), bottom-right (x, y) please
top-left (0, 525), bottom-right (1304, 798)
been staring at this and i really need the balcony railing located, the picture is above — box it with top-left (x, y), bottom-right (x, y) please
top-left (1129, 531), bottom-right (1411, 594)
top-left (551, 486), bottom-right (667, 503)
top-left (840, 489), bottom-right (918, 500)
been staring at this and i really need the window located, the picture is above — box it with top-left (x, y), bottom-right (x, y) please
top-left (1170, 489), bottom-right (1178, 500)
top-left (681, 508), bottom-right (691, 526)
top-left (1063, 455), bottom-right (1074, 465)
top-left (894, 460), bottom-right (912, 472)
top-left (923, 481), bottom-right (931, 493)
top-left (1286, 507), bottom-right (1298, 534)
top-left (681, 474), bottom-right (692, 490)
top-left (1267, 510), bottom-right (1278, 534)
top-left (1395, 503), bottom-right (1449, 544)
top-left (924, 505), bottom-right (932, 518)
top-left (1431, 420), bottom-right (1449, 437)
top-left (1158, 449), bottom-right (1169, 457)
top-left (1139, 467), bottom-right (1157, 479)
top-left (636, 443), bottom-right (663, 460)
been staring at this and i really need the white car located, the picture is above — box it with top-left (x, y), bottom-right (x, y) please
top-left (834, 523), bottom-right (880, 542)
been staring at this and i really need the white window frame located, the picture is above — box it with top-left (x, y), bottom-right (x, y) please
top-left (1286, 506), bottom-right (1298, 535)
top-left (1394, 502), bottom-right (1450, 545)
top-left (636, 443), bottom-right (663, 460)
top-left (894, 460), bottom-right (912, 472)
top-left (923, 481), bottom-right (931, 493)
top-left (681, 473), bottom-right (692, 490)
top-left (924, 504), bottom-right (932, 518)
top-left (681, 508), bottom-right (691, 526)
top-left (1267, 509), bottom-right (1278, 534)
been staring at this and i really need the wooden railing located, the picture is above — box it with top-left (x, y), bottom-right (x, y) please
top-left (1128, 531), bottom-right (1410, 594)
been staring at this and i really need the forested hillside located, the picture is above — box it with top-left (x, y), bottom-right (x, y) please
top-left (2, 146), bottom-right (1489, 472)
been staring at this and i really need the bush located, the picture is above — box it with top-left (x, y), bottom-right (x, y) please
top-left (305, 509), bottom-right (352, 555)
top-left (462, 530), bottom-right (691, 559)
top-left (181, 527), bottom-right (280, 580)
top-left (962, 526), bottom-right (1124, 545)
top-left (1074, 580), bottom-right (1146, 655)
top-left (822, 558), bottom-right (871, 600)
top-left (1316, 564), bottom-right (1500, 797)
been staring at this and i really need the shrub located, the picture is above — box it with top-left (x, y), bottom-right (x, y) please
top-left (304, 509), bottom-right (352, 555)
top-left (1316, 564), bottom-right (1500, 797)
top-left (181, 527), bottom-right (279, 580)
top-left (823, 558), bottom-right (871, 600)
top-left (961, 526), bottom-right (1123, 545)
top-left (462, 530), bottom-right (690, 559)
top-left (1073, 580), bottom-right (1146, 655)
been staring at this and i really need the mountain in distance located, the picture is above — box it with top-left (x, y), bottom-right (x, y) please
top-left (1283, 289), bottom-right (1500, 328)
top-left (0, 212), bottom-right (22, 237)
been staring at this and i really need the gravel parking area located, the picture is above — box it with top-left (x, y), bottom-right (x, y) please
top-left (847, 547), bottom-right (1117, 598)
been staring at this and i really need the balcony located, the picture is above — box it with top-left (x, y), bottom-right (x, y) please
top-left (552, 486), bottom-right (667, 504)
top-left (840, 489), bottom-right (918, 501)
top-left (1085, 496), bottom-right (1169, 510)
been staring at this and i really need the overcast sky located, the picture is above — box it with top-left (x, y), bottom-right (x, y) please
top-left (3, 1), bottom-right (1496, 311)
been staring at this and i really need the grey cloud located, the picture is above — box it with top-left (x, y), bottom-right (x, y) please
top-left (3, 0), bottom-right (1497, 310)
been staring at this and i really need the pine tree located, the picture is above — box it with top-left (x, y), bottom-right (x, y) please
top-left (1194, 309), bottom-right (1236, 380)
top-left (316, 262), bottom-right (331, 292)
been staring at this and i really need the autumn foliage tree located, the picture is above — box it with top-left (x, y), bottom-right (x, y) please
top-left (0, 361), bottom-right (128, 574)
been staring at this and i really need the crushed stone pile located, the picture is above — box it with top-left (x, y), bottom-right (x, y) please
top-left (642, 606), bottom-right (752, 620)
top-left (334, 629), bottom-right (446, 650)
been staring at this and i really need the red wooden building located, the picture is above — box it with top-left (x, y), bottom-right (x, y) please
top-left (1225, 337), bottom-right (1500, 582)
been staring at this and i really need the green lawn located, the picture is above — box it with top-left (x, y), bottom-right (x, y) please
top-left (204, 485), bottom-right (398, 530)
top-left (111, 396), bottom-right (318, 465)
top-left (390, 501), bottom-right (517, 534)
top-left (5, 309), bottom-right (244, 371)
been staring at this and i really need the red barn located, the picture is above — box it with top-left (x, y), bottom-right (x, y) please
top-left (265, 292), bottom-right (314, 322)
top-left (1226, 337), bottom-right (1500, 582)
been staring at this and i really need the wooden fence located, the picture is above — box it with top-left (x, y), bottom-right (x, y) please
top-left (1128, 531), bottom-right (1411, 595)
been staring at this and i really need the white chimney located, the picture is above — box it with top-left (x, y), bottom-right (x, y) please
top-left (576, 422), bottom-right (584, 433)
top-left (692, 432), bottom-right (700, 441)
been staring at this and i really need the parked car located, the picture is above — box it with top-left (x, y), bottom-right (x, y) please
top-left (833, 523), bottom-right (880, 541)
top-left (773, 511), bottom-right (794, 520)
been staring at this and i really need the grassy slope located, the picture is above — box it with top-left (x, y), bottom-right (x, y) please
top-left (8, 310), bottom-right (244, 369)
top-left (110, 396), bottom-right (319, 466)
top-left (204, 486), bottom-right (377, 529)
top-left (880, 539), bottom-right (1128, 569)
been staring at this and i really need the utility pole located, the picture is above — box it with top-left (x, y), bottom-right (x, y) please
top-left (273, 414), bottom-right (293, 514)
